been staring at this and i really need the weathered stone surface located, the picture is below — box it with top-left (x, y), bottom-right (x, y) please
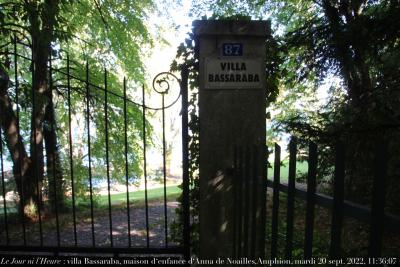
top-left (195, 20), bottom-right (269, 261)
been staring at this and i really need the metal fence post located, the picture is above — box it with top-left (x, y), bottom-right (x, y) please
top-left (180, 65), bottom-right (190, 263)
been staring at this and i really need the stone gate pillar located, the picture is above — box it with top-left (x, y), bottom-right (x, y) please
top-left (194, 20), bottom-right (269, 261)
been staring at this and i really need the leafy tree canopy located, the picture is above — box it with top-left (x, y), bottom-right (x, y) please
top-left (0, 0), bottom-right (169, 216)
top-left (183, 0), bottom-right (400, 211)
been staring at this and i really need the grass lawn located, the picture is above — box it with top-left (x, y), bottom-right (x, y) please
top-left (2, 159), bottom-right (311, 215)
top-left (267, 160), bottom-right (308, 182)
top-left (0, 185), bottom-right (182, 216)
top-left (0, 185), bottom-right (184, 240)
top-left (2, 159), bottom-right (310, 216)
top-left (96, 185), bottom-right (182, 207)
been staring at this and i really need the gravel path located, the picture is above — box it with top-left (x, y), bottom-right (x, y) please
top-left (1, 201), bottom-right (179, 248)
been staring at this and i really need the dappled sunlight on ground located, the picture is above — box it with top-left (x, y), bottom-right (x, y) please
top-left (0, 201), bottom-right (180, 248)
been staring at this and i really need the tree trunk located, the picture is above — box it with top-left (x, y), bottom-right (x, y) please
top-left (29, 34), bottom-right (50, 216)
top-left (28, 0), bottom-right (62, 214)
top-left (322, 0), bottom-right (372, 109)
top-left (0, 61), bottom-right (40, 220)
top-left (322, 0), bottom-right (377, 204)
top-left (44, 94), bottom-right (66, 212)
top-left (0, 0), bottom-right (62, 220)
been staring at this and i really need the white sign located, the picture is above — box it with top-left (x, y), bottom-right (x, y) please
top-left (204, 58), bottom-right (263, 89)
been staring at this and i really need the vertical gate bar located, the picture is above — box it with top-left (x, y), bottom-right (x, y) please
top-left (104, 69), bottom-right (113, 247)
top-left (232, 146), bottom-right (238, 258)
top-left (243, 147), bottom-right (250, 256)
top-left (161, 93), bottom-right (168, 247)
top-left (142, 85), bottom-right (150, 247)
top-left (304, 142), bottom-right (317, 260)
top-left (237, 147), bottom-right (243, 257)
top-left (262, 145), bottom-right (268, 259)
top-left (180, 66), bottom-right (190, 262)
top-left (368, 140), bottom-right (388, 257)
top-left (33, 54), bottom-right (43, 247)
top-left (15, 36), bottom-right (26, 246)
top-left (32, 46), bottom-right (43, 247)
top-left (32, 48), bottom-right (46, 247)
top-left (0, 127), bottom-right (9, 244)
top-left (271, 143), bottom-right (281, 259)
top-left (123, 77), bottom-right (132, 247)
top-left (49, 54), bottom-right (61, 247)
top-left (86, 61), bottom-right (96, 247)
top-left (250, 146), bottom-right (258, 259)
top-left (66, 54), bottom-right (77, 246)
top-left (329, 141), bottom-right (345, 258)
top-left (285, 137), bottom-right (297, 259)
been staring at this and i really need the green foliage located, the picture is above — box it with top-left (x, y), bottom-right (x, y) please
top-left (63, 0), bottom-right (155, 82)
top-left (0, 0), bottom-right (158, 214)
top-left (169, 27), bottom-right (200, 252)
top-left (267, 1), bottom-right (400, 209)
top-left (189, 0), bottom-right (268, 19)
top-left (52, 58), bottom-right (148, 201)
top-left (172, 0), bottom-right (400, 256)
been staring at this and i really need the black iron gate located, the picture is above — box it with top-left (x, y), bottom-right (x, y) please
top-left (0, 38), bottom-right (190, 261)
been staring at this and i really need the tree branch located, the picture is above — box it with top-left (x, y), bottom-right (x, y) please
top-left (93, 0), bottom-right (109, 31)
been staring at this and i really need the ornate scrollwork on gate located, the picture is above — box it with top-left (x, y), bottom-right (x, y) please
top-left (147, 72), bottom-right (181, 110)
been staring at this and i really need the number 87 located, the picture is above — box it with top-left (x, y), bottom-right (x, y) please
top-left (224, 44), bottom-right (241, 55)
